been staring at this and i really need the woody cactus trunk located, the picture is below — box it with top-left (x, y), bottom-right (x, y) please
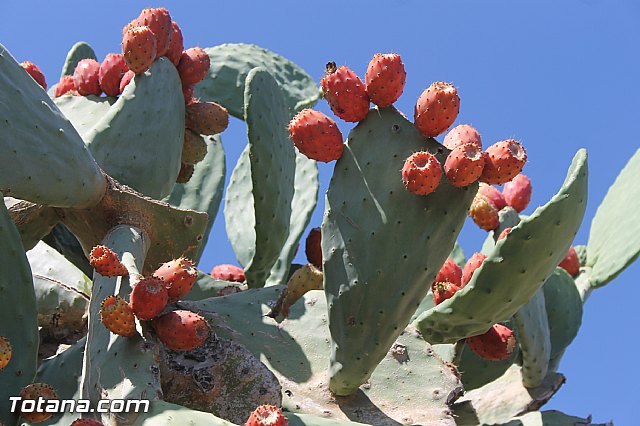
top-left (1, 7), bottom-right (638, 426)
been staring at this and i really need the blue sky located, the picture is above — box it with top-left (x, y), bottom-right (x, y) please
top-left (1, 0), bottom-right (638, 424)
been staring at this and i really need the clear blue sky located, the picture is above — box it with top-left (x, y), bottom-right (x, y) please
top-left (1, 1), bottom-right (637, 424)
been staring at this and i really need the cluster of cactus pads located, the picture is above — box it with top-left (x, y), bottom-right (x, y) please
top-left (1, 6), bottom-right (638, 426)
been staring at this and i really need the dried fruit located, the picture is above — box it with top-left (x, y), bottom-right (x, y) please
top-left (89, 245), bottom-right (128, 277)
top-left (185, 101), bottom-right (229, 135)
top-left (211, 264), bottom-right (246, 283)
top-left (73, 58), bottom-right (101, 96)
top-left (288, 109), bottom-right (344, 162)
top-left (305, 227), bottom-right (322, 269)
top-left (153, 257), bottom-right (198, 302)
top-left (130, 276), bottom-right (169, 320)
top-left (98, 53), bottom-right (128, 97)
top-left (245, 404), bottom-right (289, 426)
top-left (480, 139), bottom-right (527, 185)
top-left (462, 252), bottom-right (488, 286)
top-left (502, 174), bottom-right (532, 212)
top-left (122, 25), bottom-right (157, 74)
top-left (364, 53), bottom-right (406, 107)
top-left (414, 82), bottom-right (460, 138)
top-left (444, 143), bottom-right (484, 187)
top-left (432, 281), bottom-right (462, 305)
top-left (20, 61), bottom-right (47, 90)
top-left (401, 151), bottom-right (442, 196)
top-left (181, 129), bottom-right (208, 165)
top-left (558, 246), bottom-right (580, 277)
top-left (176, 163), bottom-right (194, 184)
top-left (469, 195), bottom-right (499, 231)
top-left (0, 336), bottom-right (11, 370)
top-left (466, 324), bottom-right (517, 361)
top-left (19, 383), bottom-right (59, 423)
top-left (177, 47), bottom-right (210, 86)
top-left (320, 62), bottom-right (370, 122)
top-left (443, 124), bottom-right (482, 150)
top-left (434, 258), bottom-right (462, 286)
top-left (100, 295), bottom-right (137, 337)
top-left (153, 310), bottom-right (209, 351)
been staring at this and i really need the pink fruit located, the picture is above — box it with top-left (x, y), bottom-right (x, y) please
top-left (153, 310), bottom-right (209, 351)
top-left (462, 252), bottom-right (487, 286)
top-left (477, 183), bottom-right (507, 210)
top-left (119, 70), bottom-right (135, 93)
top-left (364, 53), bottom-right (406, 107)
top-left (320, 62), bottom-right (370, 122)
top-left (469, 194), bottom-right (499, 231)
top-left (305, 228), bottom-right (322, 269)
top-left (245, 404), bottom-right (288, 426)
top-left (153, 257), bottom-right (198, 302)
top-left (98, 53), bottom-right (128, 97)
top-left (121, 25), bottom-right (157, 74)
top-left (177, 47), bottom-right (210, 86)
top-left (211, 264), bottom-right (246, 283)
top-left (558, 246), bottom-right (580, 277)
top-left (443, 124), bottom-right (482, 150)
top-left (73, 59), bottom-right (101, 96)
top-left (502, 174), bottom-right (532, 212)
top-left (401, 151), bottom-right (442, 196)
top-left (497, 227), bottom-right (512, 241)
top-left (432, 281), bottom-right (462, 305)
top-left (165, 22), bottom-right (184, 66)
top-left (414, 82), bottom-right (460, 138)
top-left (130, 276), bottom-right (169, 320)
top-left (466, 324), bottom-right (516, 361)
top-left (480, 140), bottom-right (527, 185)
top-left (20, 61), bottom-right (47, 89)
top-left (444, 143), bottom-right (484, 187)
top-left (132, 8), bottom-right (173, 57)
top-left (54, 75), bottom-right (77, 97)
top-left (288, 109), bottom-right (344, 162)
top-left (434, 258), bottom-right (462, 286)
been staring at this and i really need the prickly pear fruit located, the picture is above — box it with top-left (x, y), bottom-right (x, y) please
top-left (288, 109), bottom-right (344, 162)
top-left (20, 61), bottom-right (47, 90)
top-left (558, 246), bottom-right (580, 277)
top-left (469, 194), bottom-right (499, 231)
top-left (0, 336), bottom-right (11, 370)
top-left (502, 173), bottom-right (532, 212)
top-left (245, 404), bottom-right (289, 426)
top-left (132, 8), bottom-right (172, 57)
top-left (365, 53), bottom-right (406, 107)
top-left (18, 383), bottom-right (59, 423)
top-left (122, 25), bottom-right (157, 74)
top-left (401, 151), bottom-right (442, 196)
top-left (71, 419), bottom-right (104, 426)
top-left (181, 129), bottom-right (208, 165)
top-left (176, 163), bottom-right (194, 184)
top-left (177, 47), bottom-right (210, 86)
top-left (217, 286), bottom-right (243, 297)
top-left (432, 281), bottom-right (462, 305)
top-left (480, 139), bottom-right (527, 185)
top-left (477, 183), bottom-right (507, 210)
top-left (89, 245), bottom-right (128, 277)
top-left (185, 101), bottom-right (229, 135)
top-left (320, 62), bottom-right (370, 122)
top-left (100, 295), bottom-right (137, 337)
top-left (153, 257), bottom-right (198, 302)
top-left (444, 143), bottom-right (485, 187)
top-left (130, 276), bottom-right (169, 320)
top-left (211, 264), bottom-right (246, 283)
top-left (153, 310), bottom-right (209, 351)
top-left (165, 22), bottom-right (184, 66)
top-left (119, 70), bottom-right (135, 93)
top-left (182, 84), bottom-right (195, 104)
top-left (54, 75), bottom-right (77, 97)
top-left (466, 323), bottom-right (517, 361)
top-left (414, 81), bottom-right (460, 138)
top-left (443, 124), bottom-right (482, 150)
top-left (98, 53), bottom-right (128, 97)
top-left (73, 58), bottom-right (101, 96)
top-left (462, 252), bottom-right (488, 286)
top-left (305, 227), bottom-right (322, 269)
top-left (497, 227), bottom-right (513, 241)
top-left (434, 258), bottom-right (462, 286)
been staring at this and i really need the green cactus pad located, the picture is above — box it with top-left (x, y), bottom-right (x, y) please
top-left (42, 223), bottom-right (93, 277)
top-left (225, 146), bottom-right (255, 267)
top-left (0, 44), bottom-right (106, 208)
top-left (6, 199), bottom-right (58, 251)
top-left (414, 149), bottom-right (588, 344)
top-left (133, 401), bottom-right (237, 425)
top-left (54, 95), bottom-right (115, 139)
top-left (182, 270), bottom-right (243, 301)
top-left (480, 207), bottom-right (521, 254)
top-left (285, 413), bottom-right (368, 426)
top-left (195, 43), bottom-right (319, 119)
top-left (60, 41), bottom-right (96, 78)
top-left (587, 148), bottom-right (640, 287)
top-left (574, 244), bottom-right (588, 266)
top-left (513, 289), bottom-right (551, 388)
top-left (242, 68), bottom-right (297, 287)
top-left (164, 135), bottom-right (226, 262)
top-left (322, 107), bottom-right (476, 395)
top-left (182, 287), bottom-right (463, 425)
top-left (450, 242), bottom-right (466, 268)
top-left (543, 268), bottom-right (583, 360)
top-left (86, 58), bottom-right (185, 200)
top-left (497, 410), bottom-right (610, 426)
top-left (0, 196), bottom-right (39, 425)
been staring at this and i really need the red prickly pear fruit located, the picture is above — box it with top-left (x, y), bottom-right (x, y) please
top-left (480, 139), bottom-right (527, 185)
top-left (153, 310), bottom-right (209, 351)
top-left (99, 295), bottom-right (137, 337)
top-left (431, 281), bottom-right (462, 305)
top-left (18, 383), bottom-right (59, 423)
top-left (122, 25), bottom-right (157, 75)
top-left (119, 70), bottom-right (135, 93)
top-left (558, 246), bottom-right (580, 277)
top-left (443, 124), bottom-right (482, 150)
top-left (89, 245), bottom-right (128, 277)
top-left (497, 227), bottom-right (512, 241)
top-left (0, 335), bottom-right (12, 370)
top-left (131, 8), bottom-right (173, 57)
top-left (153, 257), bottom-right (198, 302)
top-left (176, 163), bottom-right (195, 184)
top-left (182, 85), bottom-right (196, 104)
top-left (444, 143), bottom-right (485, 187)
top-left (502, 174), bottom-right (532, 213)
top-left (185, 101), bottom-right (229, 135)
top-left (54, 75), bottom-right (77, 97)
top-left (20, 61), bottom-right (47, 90)
top-left (462, 252), bottom-right (487, 286)
top-left (364, 53), bottom-right (406, 107)
top-left (469, 195), bottom-right (499, 231)
top-left (165, 22), bottom-right (184, 66)
top-left (305, 227), bottom-right (323, 269)
top-left (477, 183), bottom-right (507, 211)
top-left (245, 404), bottom-right (289, 426)
top-left (466, 324), bottom-right (516, 361)
top-left (211, 264), bottom-right (246, 283)
top-left (288, 109), bottom-right (344, 162)
top-left (401, 151), bottom-right (442, 196)
top-left (414, 82), bottom-right (460, 138)
top-left (71, 419), bottom-right (105, 426)
top-left (434, 258), bottom-right (462, 286)
top-left (177, 47), bottom-right (210, 86)
top-left (130, 276), bottom-right (169, 320)
top-left (320, 62), bottom-right (370, 122)
top-left (98, 53), bottom-right (128, 97)
top-left (73, 58), bottom-right (101, 96)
